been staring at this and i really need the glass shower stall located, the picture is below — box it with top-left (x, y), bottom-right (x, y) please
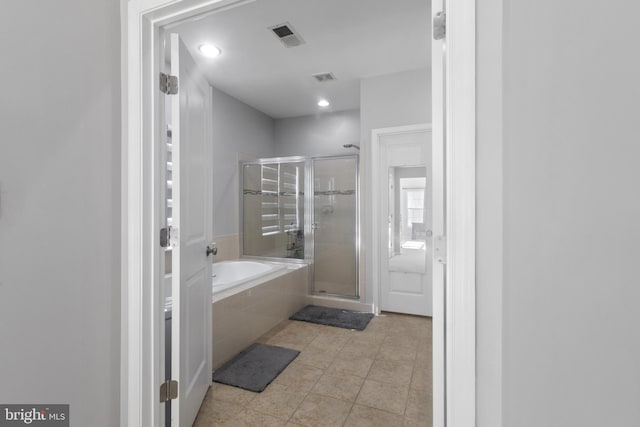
top-left (241, 155), bottom-right (359, 299)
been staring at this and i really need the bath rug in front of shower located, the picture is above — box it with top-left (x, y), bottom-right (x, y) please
top-left (212, 343), bottom-right (299, 392)
top-left (289, 305), bottom-right (374, 330)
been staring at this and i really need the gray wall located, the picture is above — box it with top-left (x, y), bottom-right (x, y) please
top-left (212, 87), bottom-right (275, 236)
top-left (360, 68), bottom-right (431, 303)
top-left (273, 109), bottom-right (361, 157)
top-left (475, 1), bottom-right (640, 425)
top-left (0, 1), bottom-right (121, 426)
top-left (360, 68), bottom-right (432, 135)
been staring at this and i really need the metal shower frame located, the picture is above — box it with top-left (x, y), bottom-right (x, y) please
top-left (238, 153), bottom-right (360, 299)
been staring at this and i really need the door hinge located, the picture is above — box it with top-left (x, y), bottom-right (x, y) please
top-left (434, 235), bottom-right (447, 264)
top-left (160, 73), bottom-right (179, 95)
top-left (159, 380), bottom-right (178, 402)
top-left (433, 11), bottom-right (446, 40)
top-left (160, 226), bottom-right (178, 248)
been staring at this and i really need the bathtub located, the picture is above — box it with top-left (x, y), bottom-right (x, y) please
top-left (212, 260), bottom-right (286, 301)
top-left (211, 260), bottom-right (309, 369)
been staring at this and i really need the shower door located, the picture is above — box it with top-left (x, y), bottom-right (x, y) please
top-left (312, 156), bottom-right (359, 298)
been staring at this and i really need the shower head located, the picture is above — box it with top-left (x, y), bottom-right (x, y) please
top-left (343, 143), bottom-right (360, 150)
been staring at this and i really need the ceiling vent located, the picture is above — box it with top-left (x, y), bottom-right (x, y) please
top-left (269, 22), bottom-right (305, 48)
top-left (312, 72), bottom-right (337, 83)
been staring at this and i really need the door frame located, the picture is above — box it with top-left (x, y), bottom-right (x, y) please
top-left (371, 123), bottom-right (433, 317)
top-left (121, 0), bottom-right (475, 425)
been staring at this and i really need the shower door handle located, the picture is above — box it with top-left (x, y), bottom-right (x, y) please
top-left (311, 223), bottom-right (318, 231)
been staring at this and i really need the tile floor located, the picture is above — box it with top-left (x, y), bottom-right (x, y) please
top-left (194, 312), bottom-right (432, 426)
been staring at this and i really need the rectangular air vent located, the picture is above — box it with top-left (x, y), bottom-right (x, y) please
top-left (312, 72), bottom-right (337, 83)
top-left (269, 22), bottom-right (305, 48)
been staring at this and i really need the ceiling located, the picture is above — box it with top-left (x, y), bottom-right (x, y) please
top-left (169, 0), bottom-right (431, 119)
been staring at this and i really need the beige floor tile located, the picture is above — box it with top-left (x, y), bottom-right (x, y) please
top-left (269, 329), bottom-right (317, 347)
top-left (355, 379), bottom-right (409, 416)
top-left (211, 382), bottom-right (257, 406)
top-left (311, 372), bottom-right (364, 402)
top-left (344, 404), bottom-right (404, 427)
top-left (414, 355), bottom-right (432, 371)
top-left (256, 321), bottom-right (293, 343)
top-left (414, 327), bottom-right (432, 341)
top-left (307, 331), bottom-right (350, 352)
top-left (228, 408), bottom-right (288, 426)
top-left (383, 334), bottom-right (420, 350)
top-left (203, 314), bottom-right (432, 426)
top-left (285, 321), bottom-right (326, 336)
top-left (339, 339), bottom-right (382, 358)
top-left (273, 362), bottom-right (324, 392)
top-left (294, 346), bottom-right (339, 370)
top-left (377, 343), bottom-right (418, 362)
top-left (327, 355), bottom-right (374, 378)
top-left (193, 414), bottom-right (212, 427)
top-left (355, 329), bottom-right (387, 343)
top-left (359, 318), bottom-right (389, 334)
top-left (321, 325), bottom-right (356, 338)
top-left (290, 393), bottom-right (352, 426)
top-left (367, 359), bottom-right (414, 386)
top-left (372, 312), bottom-right (402, 326)
top-left (194, 398), bottom-right (244, 426)
top-left (415, 340), bottom-right (432, 361)
top-left (411, 359), bottom-right (432, 391)
top-left (403, 417), bottom-right (432, 426)
top-left (404, 387), bottom-right (433, 424)
top-left (247, 383), bottom-right (307, 420)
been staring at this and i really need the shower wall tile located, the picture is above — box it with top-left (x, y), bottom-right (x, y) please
top-left (213, 234), bottom-right (240, 262)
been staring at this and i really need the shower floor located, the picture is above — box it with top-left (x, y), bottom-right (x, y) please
top-left (194, 312), bottom-right (432, 426)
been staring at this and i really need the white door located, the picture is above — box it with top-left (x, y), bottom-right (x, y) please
top-left (170, 33), bottom-right (213, 427)
top-left (379, 128), bottom-right (432, 316)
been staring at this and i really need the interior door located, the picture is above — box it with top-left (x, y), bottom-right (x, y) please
top-left (380, 129), bottom-right (432, 316)
top-left (170, 33), bottom-right (213, 427)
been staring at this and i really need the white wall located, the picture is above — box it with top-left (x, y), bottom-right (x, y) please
top-left (360, 68), bottom-right (431, 303)
top-left (273, 109), bottom-right (360, 157)
top-left (475, 1), bottom-right (640, 425)
top-left (212, 87), bottom-right (275, 237)
top-left (0, 1), bottom-right (120, 426)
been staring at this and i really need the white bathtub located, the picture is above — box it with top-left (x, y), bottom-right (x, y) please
top-left (211, 261), bottom-right (308, 369)
top-left (212, 260), bottom-right (286, 299)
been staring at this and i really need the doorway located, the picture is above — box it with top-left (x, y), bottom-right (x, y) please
top-left (122, 0), bottom-right (476, 425)
top-left (373, 125), bottom-right (434, 317)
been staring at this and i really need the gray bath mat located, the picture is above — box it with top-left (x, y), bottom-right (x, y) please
top-left (212, 343), bottom-right (299, 392)
top-left (289, 305), bottom-right (374, 331)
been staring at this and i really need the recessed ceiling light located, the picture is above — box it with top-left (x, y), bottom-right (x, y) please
top-left (198, 44), bottom-right (221, 58)
top-left (317, 99), bottom-right (330, 107)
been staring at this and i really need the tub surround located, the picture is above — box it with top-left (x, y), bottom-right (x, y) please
top-left (212, 263), bottom-right (308, 369)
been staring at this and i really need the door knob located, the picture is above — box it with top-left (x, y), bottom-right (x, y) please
top-left (206, 243), bottom-right (218, 257)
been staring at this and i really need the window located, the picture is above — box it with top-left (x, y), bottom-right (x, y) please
top-left (260, 164), bottom-right (301, 236)
top-left (406, 189), bottom-right (424, 227)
